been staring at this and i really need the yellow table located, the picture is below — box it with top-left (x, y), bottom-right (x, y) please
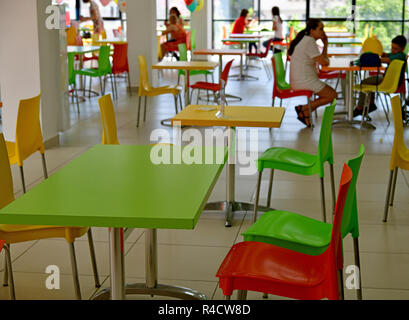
top-left (171, 105), bottom-right (285, 226)
top-left (152, 61), bottom-right (219, 106)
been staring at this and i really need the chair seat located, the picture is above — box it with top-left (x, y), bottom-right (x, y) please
top-left (246, 52), bottom-right (265, 58)
top-left (258, 147), bottom-right (317, 173)
top-left (318, 71), bottom-right (346, 80)
top-left (5, 141), bottom-right (16, 164)
top-left (76, 68), bottom-right (104, 77)
top-left (217, 241), bottom-right (328, 289)
top-left (142, 85), bottom-right (182, 97)
top-left (242, 210), bottom-right (332, 255)
top-left (0, 224), bottom-right (89, 244)
top-left (190, 82), bottom-right (220, 92)
top-left (352, 83), bottom-right (391, 94)
top-left (276, 88), bottom-right (313, 99)
top-left (179, 69), bottom-right (213, 77)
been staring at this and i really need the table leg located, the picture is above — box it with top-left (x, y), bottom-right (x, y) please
top-left (204, 127), bottom-right (273, 227)
top-left (93, 228), bottom-right (207, 300)
top-left (185, 69), bottom-right (190, 106)
top-left (214, 55), bottom-right (242, 102)
top-left (230, 44), bottom-right (258, 81)
top-left (109, 228), bottom-right (125, 300)
top-left (332, 70), bottom-right (376, 129)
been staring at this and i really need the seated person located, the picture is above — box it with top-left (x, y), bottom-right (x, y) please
top-left (262, 6), bottom-right (284, 53)
top-left (353, 35), bottom-right (407, 117)
top-left (290, 19), bottom-right (337, 127)
top-left (160, 15), bottom-right (187, 61)
top-left (232, 9), bottom-right (257, 53)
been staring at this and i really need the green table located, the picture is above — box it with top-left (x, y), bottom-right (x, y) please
top-left (0, 145), bottom-right (226, 300)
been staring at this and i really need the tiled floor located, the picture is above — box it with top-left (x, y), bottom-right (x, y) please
top-left (1, 55), bottom-right (409, 300)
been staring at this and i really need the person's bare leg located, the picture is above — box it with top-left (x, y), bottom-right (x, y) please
top-left (297, 86), bottom-right (337, 126)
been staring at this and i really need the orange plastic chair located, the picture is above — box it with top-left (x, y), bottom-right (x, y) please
top-left (66, 26), bottom-right (78, 46)
top-left (216, 163), bottom-right (353, 300)
top-left (98, 94), bottom-right (119, 145)
top-left (5, 94), bottom-right (47, 194)
top-left (0, 133), bottom-right (100, 300)
top-left (137, 55), bottom-right (182, 127)
top-left (383, 95), bottom-right (409, 222)
top-left (112, 43), bottom-right (132, 97)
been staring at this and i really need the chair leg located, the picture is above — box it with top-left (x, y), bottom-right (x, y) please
top-left (225, 295), bottom-right (231, 300)
top-left (68, 242), bottom-right (82, 300)
top-left (179, 94), bottom-right (183, 110)
top-left (329, 163), bottom-right (336, 218)
top-left (205, 75), bottom-right (209, 101)
top-left (19, 165), bottom-right (26, 194)
top-left (279, 98), bottom-right (283, 107)
top-left (87, 229), bottom-right (100, 288)
top-left (353, 237), bottom-right (363, 300)
top-left (3, 258), bottom-right (8, 287)
top-left (127, 72), bottom-right (132, 96)
top-left (319, 177), bottom-right (327, 223)
top-left (237, 290), bottom-right (247, 300)
top-left (173, 95), bottom-right (178, 114)
top-left (197, 89), bottom-right (201, 104)
top-left (88, 77), bottom-right (92, 98)
top-left (307, 98), bottom-right (314, 128)
top-left (266, 169), bottom-right (274, 208)
top-left (190, 88), bottom-right (195, 105)
top-left (4, 244), bottom-right (15, 300)
top-left (143, 96), bottom-right (147, 123)
top-left (253, 171), bottom-right (263, 223)
top-left (137, 96), bottom-right (142, 128)
top-left (272, 96), bottom-right (275, 107)
top-left (389, 168), bottom-right (398, 207)
top-left (111, 74), bottom-right (116, 100)
top-left (41, 153), bottom-right (48, 179)
top-left (74, 83), bottom-right (80, 114)
top-left (338, 269), bottom-right (345, 300)
top-left (383, 169), bottom-right (394, 222)
top-left (99, 77), bottom-right (104, 96)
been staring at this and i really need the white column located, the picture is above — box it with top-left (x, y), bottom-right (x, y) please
top-left (0, 0), bottom-right (64, 144)
top-left (127, 0), bottom-right (158, 88)
top-left (191, 0), bottom-right (212, 60)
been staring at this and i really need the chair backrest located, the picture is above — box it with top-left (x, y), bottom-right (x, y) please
top-left (363, 24), bottom-right (369, 40)
top-left (66, 26), bottom-right (77, 46)
top-left (186, 31), bottom-right (192, 51)
top-left (289, 26), bottom-right (295, 42)
top-left (340, 144), bottom-right (365, 238)
top-left (317, 100), bottom-right (336, 172)
top-left (220, 59), bottom-right (234, 86)
top-left (15, 94), bottom-right (44, 164)
top-left (378, 60), bottom-right (405, 93)
top-left (260, 38), bottom-right (274, 57)
top-left (97, 46), bottom-right (113, 75)
top-left (98, 94), bottom-right (119, 145)
top-left (362, 37), bottom-right (383, 56)
top-left (329, 163), bottom-right (353, 270)
top-left (178, 43), bottom-right (188, 62)
top-left (272, 52), bottom-right (290, 90)
top-left (137, 55), bottom-right (152, 93)
top-left (390, 95), bottom-right (409, 171)
top-left (112, 43), bottom-right (129, 74)
top-left (0, 133), bottom-right (15, 210)
top-left (67, 52), bottom-right (76, 85)
top-left (190, 29), bottom-right (196, 51)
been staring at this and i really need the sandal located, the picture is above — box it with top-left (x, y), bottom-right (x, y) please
top-left (294, 106), bottom-right (311, 127)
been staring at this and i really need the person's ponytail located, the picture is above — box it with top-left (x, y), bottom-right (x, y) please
top-left (288, 29), bottom-right (306, 56)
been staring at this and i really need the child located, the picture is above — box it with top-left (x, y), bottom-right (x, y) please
top-left (353, 35), bottom-right (407, 117)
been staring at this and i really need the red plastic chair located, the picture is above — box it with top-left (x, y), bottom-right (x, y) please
top-left (216, 163), bottom-right (353, 300)
top-left (189, 59), bottom-right (234, 104)
top-left (112, 43), bottom-right (131, 97)
top-left (246, 38), bottom-right (274, 79)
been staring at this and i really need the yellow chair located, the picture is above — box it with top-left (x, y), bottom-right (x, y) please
top-left (353, 60), bottom-right (404, 126)
top-left (363, 24), bottom-right (369, 41)
top-left (137, 55), bottom-right (182, 127)
top-left (98, 94), bottom-right (120, 145)
top-left (383, 95), bottom-right (409, 222)
top-left (5, 94), bottom-right (47, 194)
top-left (0, 133), bottom-right (100, 300)
top-left (362, 37), bottom-right (383, 56)
top-left (369, 25), bottom-right (374, 38)
top-left (66, 26), bottom-right (78, 46)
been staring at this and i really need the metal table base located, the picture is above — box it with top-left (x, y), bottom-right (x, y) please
top-left (93, 228), bottom-right (207, 300)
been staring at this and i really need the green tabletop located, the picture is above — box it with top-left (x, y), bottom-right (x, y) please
top-left (222, 38), bottom-right (260, 43)
top-left (67, 46), bottom-right (101, 54)
top-left (0, 145), bottom-right (226, 230)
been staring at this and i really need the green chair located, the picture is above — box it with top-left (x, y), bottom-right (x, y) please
top-left (190, 29), bottom-right (196, 51)
top-left (253, 101), bottom-right (337, 223)
top-left (68, 52), bottom-right (80, 114)
top-left (177, 43), bottom-right (214, 86)
top-left (243, 144), bottom-right (365, 300)
top-left (76, 46), bottom-right (115, 98)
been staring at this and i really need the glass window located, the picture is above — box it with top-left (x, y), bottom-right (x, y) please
top-left (260, 0), bottom-right (306, 21)
top-left (54, 0), bottom-right (77, 20)
top-left (214, 0), bottom-right (255, 20)
top-left (80, 0), bottom-right (120, 19)
top-left (157, 0), bottom-right (167, 20)
top-left (169, 0), bottom-right (191, 20)
top-left (310, 0), bottom-right (350, 18)
top-left (356, 0), bottom-right (403, 20)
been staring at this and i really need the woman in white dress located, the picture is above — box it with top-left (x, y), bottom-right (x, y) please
top-left (289, 19), bottom-right (337, 127)
top-left (263, 6), bottom-right (284, 53)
